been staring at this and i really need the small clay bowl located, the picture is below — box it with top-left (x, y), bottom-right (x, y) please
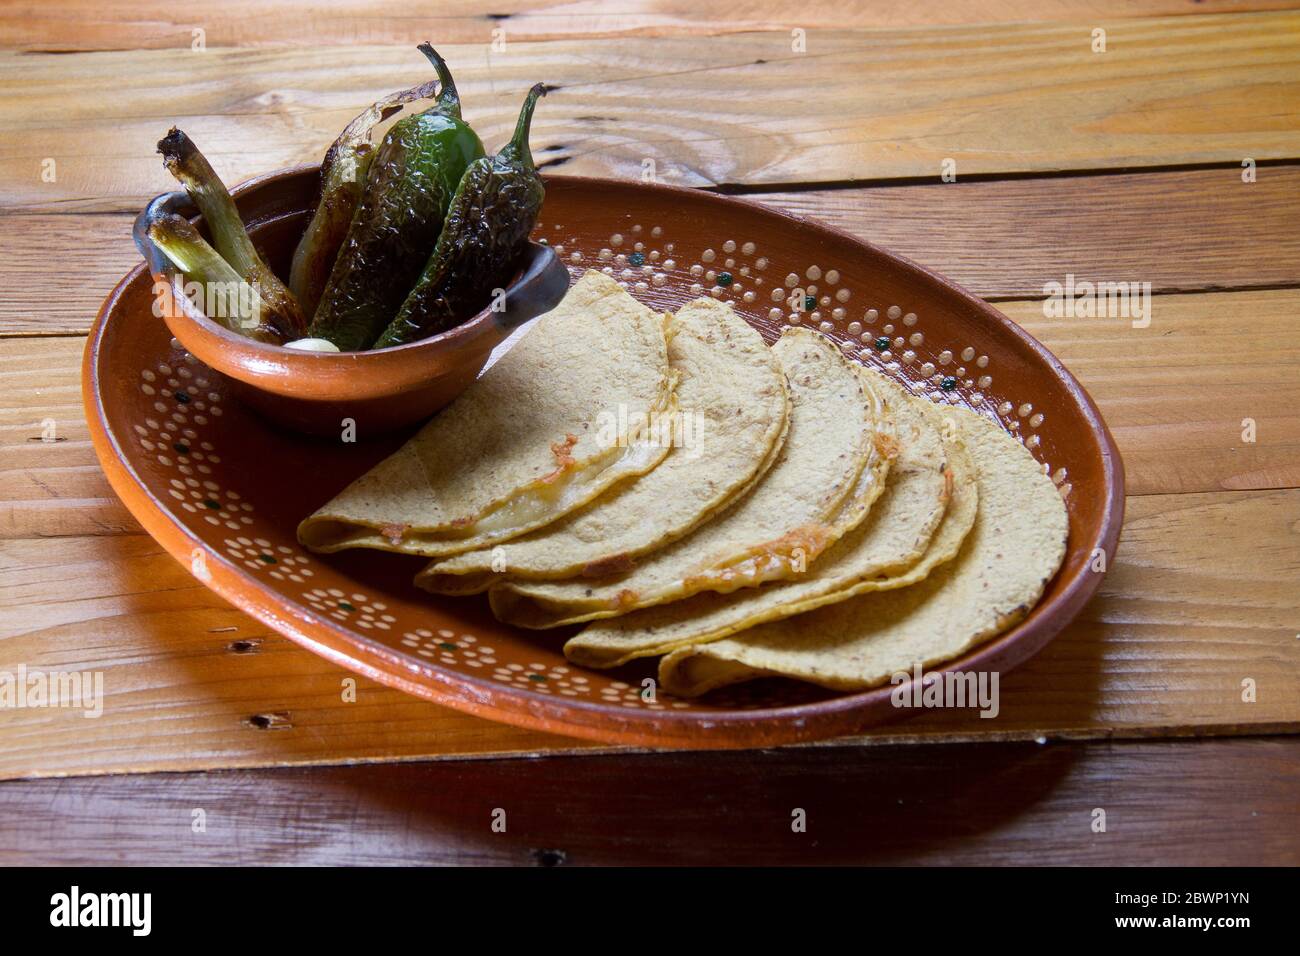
top-left (133, 165), bottom-right (570, 435)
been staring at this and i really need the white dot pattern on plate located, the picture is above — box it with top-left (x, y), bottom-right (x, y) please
top-left (597, 680), bottom-right (689, 710)
top-left (492, 662), bottom-right (595, 696)
top-left (303, 587), bottom-right (397, 630)
top-left (401, 629), bottom-right (498, 669)
top-left (224, 537), bottom-right (314, 583)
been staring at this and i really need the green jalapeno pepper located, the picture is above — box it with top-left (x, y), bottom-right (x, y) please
top-left (308, 45), bottom-right (485, 352)
top-left (373, 84), bottom-right (546, 349)
top-left (289, 49), bottom-right (447, 320)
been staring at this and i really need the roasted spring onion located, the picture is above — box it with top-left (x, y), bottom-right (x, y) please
top-left (157, 128), bottom-right (307, 339)
top-left (307, 45), bottom-right (485, 352)
top-left (147, 213), bottom-right (281, 343)
top-left (374, 84), bottom-right (547, 348)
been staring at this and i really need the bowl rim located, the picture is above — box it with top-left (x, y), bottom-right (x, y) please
top-left (88, 171), bottom-right (1126, 749)
top-left (147, 162), bottom-right (557, 363)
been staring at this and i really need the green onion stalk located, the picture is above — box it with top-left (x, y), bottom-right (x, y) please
top-left (157, 128), bottom-right (307, 339)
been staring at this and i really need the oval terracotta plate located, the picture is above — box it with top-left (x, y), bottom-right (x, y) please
top-left (85, 171), bottom-right (1124, 749)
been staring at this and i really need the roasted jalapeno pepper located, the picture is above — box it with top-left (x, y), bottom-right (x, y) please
top-left (289, 52), bottom-right (446, 320)
top-left (373, 84), bottom-right (546, 349)
top-left (307, 45), bottom-right (485, 352)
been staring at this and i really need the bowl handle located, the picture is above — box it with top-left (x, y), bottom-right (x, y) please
top-left (496, 243), bottom-right (571, 330)
top-left (133, 190), bottom-right (199, 279)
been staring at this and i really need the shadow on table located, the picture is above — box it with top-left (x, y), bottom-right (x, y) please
top-left (263, 739), bottom-right (1086, 865)
top-left (292, 605), bottom-right (1113, 865)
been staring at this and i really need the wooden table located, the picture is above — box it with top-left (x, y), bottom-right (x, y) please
top-left (1, 2), bottom-right (1298, 865)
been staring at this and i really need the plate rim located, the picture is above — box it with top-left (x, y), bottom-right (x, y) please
top-left (83, 171), bottom-right (1126, 749)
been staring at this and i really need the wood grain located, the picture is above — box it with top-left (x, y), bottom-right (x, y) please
top-left (5, 1), bottom-right (1294, 52)
top-left (1, 485), bottom-right (1296, 778)
top-left (1004, 290), bottom-right (1300, 495)
top-left (4, 13), bottom-right (1300, 210)
top-left (0, 737), bottom-right (1295, 864)
top-left (0, 337), bottom-right (139, 539)
top-left (762, 165), bottom-right (1300, 301)
top-left (0, 215), bottom-right (146, 336)
top-left (6, 165), bottom-right (1300, 336)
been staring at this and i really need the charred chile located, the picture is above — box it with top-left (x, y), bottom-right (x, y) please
top-left (374, 84), bottom-right (547, 348)
top-left (289, 56), bottom-right (446, 319)
top-left (307, 45), bottom-right (485, 352)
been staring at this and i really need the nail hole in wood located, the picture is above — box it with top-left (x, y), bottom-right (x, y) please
top-left (245, 712), bottom-right (292, 731)
top-left (530, 848), bottom-right (567, 867)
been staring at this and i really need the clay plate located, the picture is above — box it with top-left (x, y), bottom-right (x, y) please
top-left (84, 170), bottom-right (1125, 749)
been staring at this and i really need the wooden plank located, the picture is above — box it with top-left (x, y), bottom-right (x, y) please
top-left (0, 486), bottom-right (1296, 778)
top-left (0, 215), bottom-right (145, 336)
top-left (0, 532), bottom-right (602, 776)
top-left (0, 738), bottom-right (1295, 864)
top-left (0, 337), bottom-right (140, 538)
top-left (762, 166), bottom-right (1300, 301)
top-left (5, 287), bottom-right (1298, 526)
top-left (1003, 290), bottom-right (1300, 495)
top-left (5, 1), bottom-right (1295, 52)
top-left (6, 166), bottom-right (1299, 336)
top-left (4, 13), bottom-right (1300, 210)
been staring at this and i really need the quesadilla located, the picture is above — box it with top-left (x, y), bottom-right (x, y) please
top-left (658, 406), bottom-right (1069, 696)
top-left (298, 270), bottom-right (676, 557)
top-left (488, 327), bottom-right (894, 628)
top-left (565, 373), bottom-right (960, 668)
top-left (415, 297), bottom-right (790, 592)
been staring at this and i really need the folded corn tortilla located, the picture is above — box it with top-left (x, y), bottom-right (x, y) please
top-left (298, 270), bottom-right (676, 557)
top-left (415, 297), bottom-right (790, 592)
top-left (659, 405), bottom-right (1069, 696)
top-left (565, 373), bottom-right (956, 668)
top-left (488, 327), bottom-right (891, 628)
